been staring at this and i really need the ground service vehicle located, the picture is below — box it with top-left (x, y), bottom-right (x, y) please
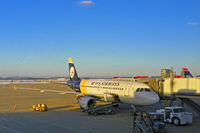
top-left (33, 104), bottom-right (48, 112)
top-left (157, 106), bottom-right (192, 125)
top-left (149, 112), bottom-right (167, 133)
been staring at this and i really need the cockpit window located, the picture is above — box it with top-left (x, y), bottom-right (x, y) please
top-left (145, 88), bottom-right (151, 92)
top-left (136, 88), bottom-right (151, 92)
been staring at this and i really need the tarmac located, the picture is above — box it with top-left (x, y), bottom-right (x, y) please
top-left (0, 83), bottom-right (200, 133)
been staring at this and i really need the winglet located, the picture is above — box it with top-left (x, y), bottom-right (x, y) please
top-left (68, 58), bottom-right (73, 63)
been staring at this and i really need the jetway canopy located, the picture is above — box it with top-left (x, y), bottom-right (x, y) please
top-left (163, 78), bottom-right (200, 96)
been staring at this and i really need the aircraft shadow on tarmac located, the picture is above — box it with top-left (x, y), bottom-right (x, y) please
top-left (48, 105), bottom-right (75, 111)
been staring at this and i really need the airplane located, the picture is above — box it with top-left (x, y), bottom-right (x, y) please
top-left (182, 68), bottom-right (193, 78)
top-left (172, 68), bottom-right (193, 78)
top-left (14, 58), bottom-right (159, 110)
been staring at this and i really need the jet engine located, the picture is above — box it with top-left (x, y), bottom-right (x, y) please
top-left (78, 96), bottom-right (96, 110)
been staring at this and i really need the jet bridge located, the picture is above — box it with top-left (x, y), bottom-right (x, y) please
top-left (161, 78), bottom-right (200, 97)
top-left (113, 77), bottom-right (200, 99)
top-left (113, 68), bottom-right (200, 115)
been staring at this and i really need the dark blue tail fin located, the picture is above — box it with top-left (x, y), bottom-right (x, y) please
top-left (67, 58), bottom-right (81, 91)
top-left (182, 68), bottom-right (193, 78)
top-left (68, 58), bottom-right (80, 81)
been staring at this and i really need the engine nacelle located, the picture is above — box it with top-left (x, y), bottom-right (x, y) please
top-left (78, 96), bottom-right (96, 110)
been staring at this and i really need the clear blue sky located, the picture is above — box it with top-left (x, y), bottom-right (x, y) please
top-left (0, 0), bottom-right (199, 77)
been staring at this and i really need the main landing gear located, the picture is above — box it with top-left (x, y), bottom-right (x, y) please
top-left (84, 103), bottom-right (119, 116)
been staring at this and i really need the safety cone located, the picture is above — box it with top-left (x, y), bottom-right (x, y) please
top-left (14, 105), bottom-right (16, 111)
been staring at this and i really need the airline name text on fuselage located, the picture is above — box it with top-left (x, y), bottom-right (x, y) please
top-left (90, 82), bottom-right (120, 86)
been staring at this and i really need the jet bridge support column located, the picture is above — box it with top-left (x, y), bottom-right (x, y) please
top-left (168, 67), bottom-right (176, 107)
top-left (170, 67), bottom-right (175, 100)
top-left (130, 105), bottom-right (153, 133)
top-left (131, 104), bottom-right (136, 133)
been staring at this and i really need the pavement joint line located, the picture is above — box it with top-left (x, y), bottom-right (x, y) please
top-left (49, 122), bottom-right (89, 133)
top-left (0, 114), bottom-right (25, 127)
top-left (39, 128), bottom-right (49, 133)
top-left (1, 126), bottom-right (20, 133)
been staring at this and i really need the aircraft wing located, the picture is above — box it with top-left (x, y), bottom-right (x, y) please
top-left (53, 82), bottom-right (69, 85)
top-left (14, 86), bottom-right (83, 95)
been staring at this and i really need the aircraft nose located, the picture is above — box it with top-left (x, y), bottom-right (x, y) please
top-left (138, 92), bottom-right (160, 105)
top-left (150, 92), bottom-right (160, 104)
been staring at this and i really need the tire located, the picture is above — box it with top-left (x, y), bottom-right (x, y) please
top-left (111, 111), bottom-right (115, 115)
top-left (173, 118), bottom-right (180, 126)
top-left (112, 104), bottom-right (119, 108)
top-left (94, 112), bottom-right (98, 116)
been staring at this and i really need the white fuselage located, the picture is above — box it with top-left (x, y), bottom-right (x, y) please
top-left (80, 79), bottom-right (159, 106)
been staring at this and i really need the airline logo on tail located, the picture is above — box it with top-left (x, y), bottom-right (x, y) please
top-left (182, 68), bottom-right (193, 78)
top-left (70, 66), bottom-right (75, 79)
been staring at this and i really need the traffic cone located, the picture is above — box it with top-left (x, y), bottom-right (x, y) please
top-left (14, 105), bottom-right (16, 111)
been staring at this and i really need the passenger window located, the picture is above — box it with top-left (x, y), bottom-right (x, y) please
top-left (140, 88), bottom-right (143, 92)
top-left (136, 88), bottom-right (140, 92)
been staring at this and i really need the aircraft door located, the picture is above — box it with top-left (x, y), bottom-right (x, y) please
top-left (124, 83), bottom-right (132, 96)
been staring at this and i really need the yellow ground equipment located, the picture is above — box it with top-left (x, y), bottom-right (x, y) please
top-left (33, 104), bottom-right (48, 112)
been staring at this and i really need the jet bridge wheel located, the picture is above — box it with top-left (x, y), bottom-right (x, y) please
top-left (173, 117), bottom-right (180, 126)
